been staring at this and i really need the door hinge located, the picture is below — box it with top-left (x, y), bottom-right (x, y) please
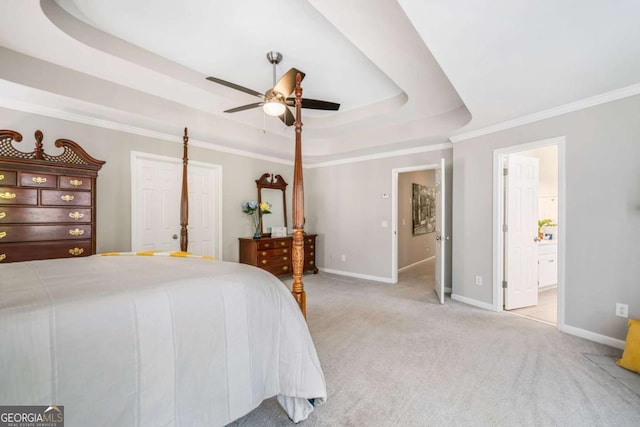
top-left (503, 224), bottom-right (508, 232)
top-left (503, 167), bottom-right (509, 176)
top-left (502, 280), bottom-right (508, 289)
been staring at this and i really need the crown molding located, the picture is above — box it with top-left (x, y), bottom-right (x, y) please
top-left (450, 82), bottom-right (640, 143)
top-left (305, 143), bottom-right (453, 168)
top-left (0, 94), bottom-right (453, 169)
top-left (0, 96), bottom-right (293, 166)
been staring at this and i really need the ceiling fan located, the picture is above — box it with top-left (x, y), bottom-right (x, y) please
top-left (206, 51), bottom-right (340, 126)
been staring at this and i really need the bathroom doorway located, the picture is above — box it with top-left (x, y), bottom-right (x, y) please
top-left (493, 137), bottom-right (565, 327)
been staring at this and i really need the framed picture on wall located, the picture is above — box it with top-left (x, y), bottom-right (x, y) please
top-left (412, 183), bottom-right (436, 235)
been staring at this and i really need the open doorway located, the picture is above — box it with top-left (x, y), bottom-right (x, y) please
top-left (493, 138), bottom-right (565, 328)
top-left (392, 161), bottom-right (446, 303)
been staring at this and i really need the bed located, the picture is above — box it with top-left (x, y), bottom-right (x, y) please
top-left (0, 73), bottom-right (325, 425)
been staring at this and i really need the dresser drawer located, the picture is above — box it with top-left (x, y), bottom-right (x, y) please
top-left (258, 253), bottom-right (290, 266)
top-left (0, 207), bottom-right (92, 223)
top-left (0, 187), bottom-right (38, 205)
top-left (258, 247), bottom-right (289, 257)
top-left (257, 238), bottom-right (290, 250)
top-left (60, 175), bottom-right (92, 190)
top-left (261, 262), bottom-right (291, 276)
top-left (0, 170), bottom-right (17, 186)
top-left (19, 172), bottom-right (58, 188)
top-left (0, 240), bottom-right (92, 263)
top-left (0, 224), bottom-right (92, 242)
top-left (41, 190), bottom-right (92, 206)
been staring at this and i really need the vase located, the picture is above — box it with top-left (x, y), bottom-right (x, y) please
top-left (253, 215), bottom-right (261, 239)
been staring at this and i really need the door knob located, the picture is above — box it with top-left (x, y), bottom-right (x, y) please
top-left (172, 234), bottom-right (178, 240)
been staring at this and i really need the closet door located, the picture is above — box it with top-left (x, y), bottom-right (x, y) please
top-left (131, 152), bottom-right (221, 258)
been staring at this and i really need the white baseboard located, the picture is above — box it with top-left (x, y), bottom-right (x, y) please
top-left (319, 267), bottom-right (394, 284)
top-left (451, 293), bottom-right (495, 311)
top-left (560, 324), bottom-right (626, 350)
top-left (398, 256), bottom-right (435, 272)
top-left (451, 294), bottom-right (626, 350)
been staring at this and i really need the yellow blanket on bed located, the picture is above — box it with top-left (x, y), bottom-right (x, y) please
top-left (100, 251), bottom-right (216, 260)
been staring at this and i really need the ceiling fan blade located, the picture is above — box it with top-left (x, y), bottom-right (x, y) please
top-left (273, 68), bottom-right (306, 97)
top-left (279, 106), bottom-right (295, 126)
top-left (287, 97), bottom-right (340, 111)
top-left (224, 102), bottom-right (264, 113)
top-left (206, 76), bottom-right (264, 98)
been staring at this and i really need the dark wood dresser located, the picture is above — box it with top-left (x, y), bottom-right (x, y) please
top-left (239, 234), bottom-right (318, 277)
top-left (0, 129), bottom-right (105, 263)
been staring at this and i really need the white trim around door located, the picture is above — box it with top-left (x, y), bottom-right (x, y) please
top-left (391, 163), bottom-right (440, 284)
top-left (492, 137), bottom-right (566, 330)
top-left (130, 151), bottom-right (223, 259)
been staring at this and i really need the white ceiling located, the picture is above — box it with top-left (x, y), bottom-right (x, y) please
top-left (0, 0), bottom-right (639, 164)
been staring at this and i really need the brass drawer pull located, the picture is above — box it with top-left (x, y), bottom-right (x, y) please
top-left (263, 243), bottom-right (271, 248)
top-left (309, 245), bottom-right (314, 249)
top-left (309, 252), bottom-right (314, 256)
top-left (69, 247), bottom-right (84, 256)
top-left (0, 212), bottom-right (5, 219)
top-left (283, 256), bottom-right (288, 261)
top-left (0, 231), bottom-right (6, 239)
top-left (280, 241), bottom-right (286, 246)
top-left (0, 174), bottom-right (4, 181)
top-left (309, 261), bottom-right (314, 265)
top-left (261, 260), bottom-right (268, 265)
top-left (0, 254), bottom-right (6, 262)
top-left (69, 228), bottom-right (85, 236)
top-left (261, 251), bottom-right (267, 256)
top-left (61, 195), bottom-right (75, 202)
top-left (32, 176), bottom-right (47, 184)
top-left (69, 179), bottom-right (83, 186)
top-left (282, 266), bottom-right (289, 271)
top-left (69, 212), bottom-right (85, 220)
top-left (0, 192), bottom-right (16, 199)
top-left (283, 249), bottom-right (288, 253)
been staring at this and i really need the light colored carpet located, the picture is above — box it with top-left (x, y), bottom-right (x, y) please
top-left (229, 261), bottom-right (640, 426)
top-left (509, 287), bottom-right (558, 325)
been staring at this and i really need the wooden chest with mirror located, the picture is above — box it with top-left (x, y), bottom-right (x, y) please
top-left (238, 172), bottom-right (318, 277)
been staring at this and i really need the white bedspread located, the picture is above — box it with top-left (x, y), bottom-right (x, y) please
top-left (0, 255), bottom-right (326, 426)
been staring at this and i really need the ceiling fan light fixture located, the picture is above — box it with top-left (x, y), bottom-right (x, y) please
top-left (263, 100), bottom-right (286, 116)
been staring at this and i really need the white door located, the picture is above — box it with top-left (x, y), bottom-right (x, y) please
top-left (133, 156), bottom-right (182, 252)
top-left (186, 163), bottom-right (219, 257)
top-left (131, 153), bottom-right (220, 258)
top-left (504, 154), bottom-right (539, 310)
top-left (434, 158), bottom-right (445, 304)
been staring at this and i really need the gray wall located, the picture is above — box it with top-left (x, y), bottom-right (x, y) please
top-left (305, 148), bottom-right (452, 283)
top-left (1, 107), bottom-right (293, 262)
top-left (398, 170), bottom-right (436, 268)
top-left (452, 94), bottom-right (640, 340)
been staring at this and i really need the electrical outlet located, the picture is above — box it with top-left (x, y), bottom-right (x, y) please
top-left (341, 254), bottom-right (346, 262)
top-left (475, 275), bottom-right (483, 286)
top-left (616, 303), bottom-right (629, 318)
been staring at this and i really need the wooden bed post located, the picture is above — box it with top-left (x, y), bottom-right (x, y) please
top-left (291, 73), bottom-right (306, 317)
top-left (180, 127), bottom-right (189, 252)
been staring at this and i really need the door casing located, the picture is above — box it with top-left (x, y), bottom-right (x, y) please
top-left (492, 137), bottom-right (566, 329)
top-left (131, 151), bottom-right (223, 259)
top-left (392, 162), bottom-right (445, 288)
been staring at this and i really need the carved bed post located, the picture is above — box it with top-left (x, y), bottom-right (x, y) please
top-left (291, 73), bottom-right (306, 317)
top-left (180, 127), bottom-right (189, 252)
